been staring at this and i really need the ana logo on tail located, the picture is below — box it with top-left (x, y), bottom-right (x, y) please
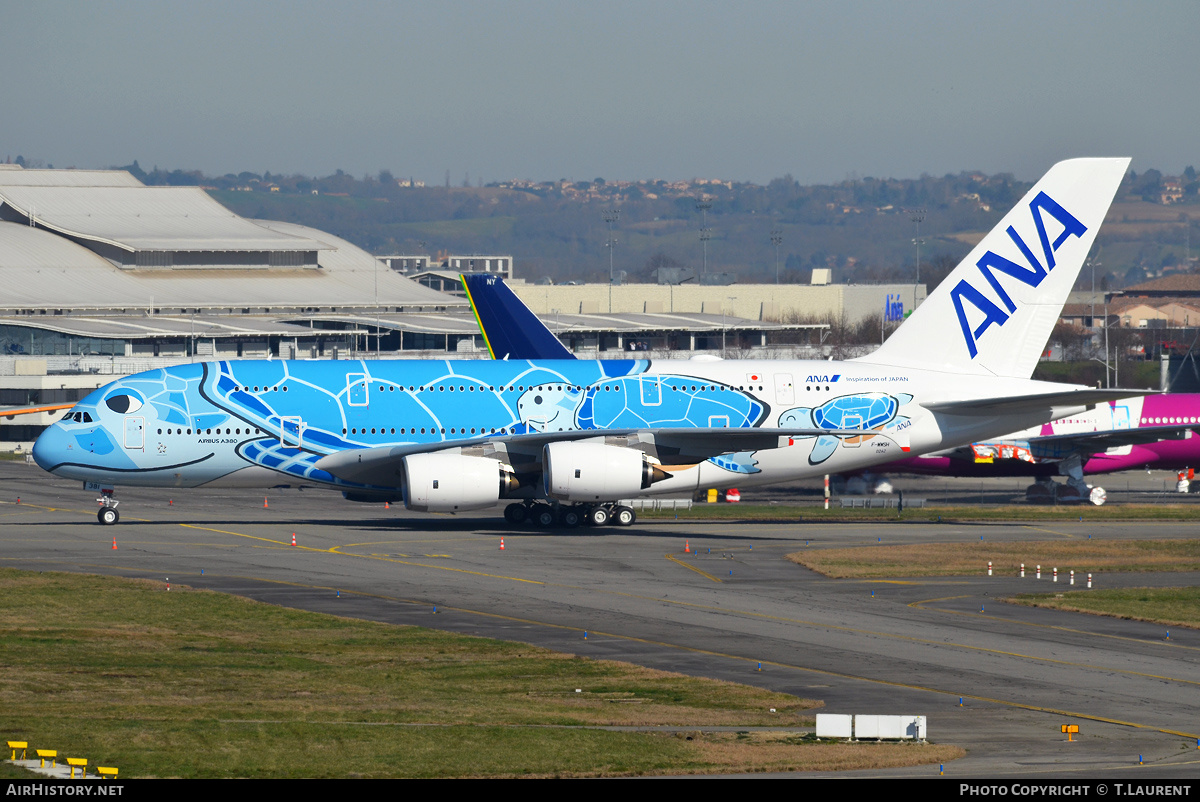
top-left (951, 191), bottom-right (1087, 359)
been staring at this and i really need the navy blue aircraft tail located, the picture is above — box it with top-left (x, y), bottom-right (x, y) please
top-left (462, 274), bottom-right (575, 360)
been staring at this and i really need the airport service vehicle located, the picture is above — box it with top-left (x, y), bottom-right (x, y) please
top-left (33, 158), bottom-right (1135, 526)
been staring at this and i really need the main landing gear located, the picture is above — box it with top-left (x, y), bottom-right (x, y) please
top-left (97, 490), bottom-right (120, 525)
top-left (503, 501), bottom-right (636, 529)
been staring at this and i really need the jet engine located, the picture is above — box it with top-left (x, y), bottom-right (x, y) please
top-left (402, 453), bottom-right (520, 512)
top-left (542, 441), bottom-right (669, 502)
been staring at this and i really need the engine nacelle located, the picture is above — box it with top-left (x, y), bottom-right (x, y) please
top-left (403, 453), bottom-right (518, 512)
top-left (543, 441), bottom-right (668, 502)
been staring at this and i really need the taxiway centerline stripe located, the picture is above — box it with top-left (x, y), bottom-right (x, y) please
top-left (142, 567), bottom-right (1200, 742)
top-left (664, 553), bottom-right (722, 582)
top-left (8, 556), bottom-right (1198, 743)
top-left (1022, 524), bottom-right (1078, 538)
top-left (1, 501), bottom-right (151, 522)
top-left (183, 522), bottom-right (1200, 682)
top-left (910, 595), bottom-right (1200, 654)
top-left (180, 524), bottom-right (544, 585)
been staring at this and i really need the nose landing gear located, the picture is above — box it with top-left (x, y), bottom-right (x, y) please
top-left (97, 489), bottom-right (120, 525)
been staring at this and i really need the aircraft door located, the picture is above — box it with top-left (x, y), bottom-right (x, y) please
top-left (280, 416), bottom-right (304, 448)
top-left (843, 414), bottom-right (863, 447)
top-left (123, 417), bottom-right (145, 450)
top-left (775, 374), bottom-right (795, 405)
top-left (639, 375), bottom-right (663, 406)
top-left (347, 373), bottom-right (369, 406)
top-left (1112, 405), bottom-right (1131, 430)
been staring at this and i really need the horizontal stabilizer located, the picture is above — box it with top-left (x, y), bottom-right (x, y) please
top-left (924, 388), bottom-right (1148, 417)
top-left (462, 273), bottom-right (574, 360)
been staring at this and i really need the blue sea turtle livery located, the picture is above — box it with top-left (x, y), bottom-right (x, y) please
top-left (515, 374), bottom-right (768, 473)
top-left (58, 358), bottom-right (905, 484)
top-left (195, 361), bottom-right (769, 481)
top-left (780, 393), bottom-right (912, 465)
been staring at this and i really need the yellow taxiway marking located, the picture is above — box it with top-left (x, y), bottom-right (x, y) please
top-left (1021, 524), bottom-right (1079, 538)
top-left (128, 567), bottom-right (1200, 743)
top-left (181, 524), bottom-right (544, 585)
top-left (911, 595), bottom-right (1200, 654)
top-left (20, 513), bottom-right (1190, 691)
top-left (8, 549), bottom-right (1198, 744)
top-left (179, 521), bottom-right (1200, 681)
top-left (664, 553), bottom-right (722, 582)
top-left (0, 501), bottom-right (151, 523)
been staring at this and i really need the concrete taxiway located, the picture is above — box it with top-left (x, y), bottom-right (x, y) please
top-left (1, 461), bottom-right (1198, 778)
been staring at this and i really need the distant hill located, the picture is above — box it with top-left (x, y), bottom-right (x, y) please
top-left (114, 161), bottom-right (1199, 290)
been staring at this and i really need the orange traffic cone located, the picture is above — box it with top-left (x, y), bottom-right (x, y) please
top-left (500, 538), bottom-right (505, 551)
top-left (291, 532), bottom-right (297, 546)
top-left (684, 540), bottom-right (691, 553)
top-left (385, 501), bottom-right (390, 509)
top-left (263, 496), bottom-right (269, 508)
top-left (111, 537), bottom-right (117, 550)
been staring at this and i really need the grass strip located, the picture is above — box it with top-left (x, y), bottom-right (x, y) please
top-left (1008, 587), bottom-right (1200, 630)
top-left (788, 539), bottom-right (1200, 579)
top-left (0, 568), bottom-right (957, 777)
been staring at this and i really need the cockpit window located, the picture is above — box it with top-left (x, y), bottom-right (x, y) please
top-left (104, 394), bottom-right (144, 414)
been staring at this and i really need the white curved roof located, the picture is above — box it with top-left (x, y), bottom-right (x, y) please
top-left (0, 186), bottom-right (323, 252)
top-left (0, 167), bottom-right (145, 187)
top-left (0, 220), bottom-right (461, 310)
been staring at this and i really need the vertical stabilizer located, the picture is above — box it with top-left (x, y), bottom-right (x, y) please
top-left (856, 158), bottom-right (1129, 378)
top-left (462, 274), bottom-right (575, 360)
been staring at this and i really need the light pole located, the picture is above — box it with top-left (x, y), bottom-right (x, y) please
top-left (696, 200), bottom-right (712, 279)
top-left (771, 230), bottom-right (783, 284)
top-left (603, 208), bottom-right (620, 312)
top-left (722, 296), bottom-right (737, 357)
top-left (910, 208), bottom-right (926, 312)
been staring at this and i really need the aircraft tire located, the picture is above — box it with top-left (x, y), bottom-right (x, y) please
top-left (559, 506), bottom-right (582, 528)
top-left (534, 506), bottom-right (557, 527)
top-left (504, 503), bottom-right (528, 525)
top-left (613, 506), bottom-right (636, 526)
top-left (587, 506), bottom-right (610, 527)
top-left (98, 507), bottom-right (119, 526)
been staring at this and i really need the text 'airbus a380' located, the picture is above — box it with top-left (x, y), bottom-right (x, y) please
top-left (33, 158), bottom-right (1136, 527)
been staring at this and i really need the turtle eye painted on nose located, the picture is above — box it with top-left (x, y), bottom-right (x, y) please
top-left (104, 394), bottom-right (144, 414)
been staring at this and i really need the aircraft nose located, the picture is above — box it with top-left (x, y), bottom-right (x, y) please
top-left (32, 422), bottom-right (69, 472)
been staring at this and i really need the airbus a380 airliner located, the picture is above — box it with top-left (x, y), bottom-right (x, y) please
top-left (33, 158), bottom-right (1135, 527)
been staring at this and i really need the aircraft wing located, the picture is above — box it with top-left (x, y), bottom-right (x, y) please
top-left (315, 426), bottom-right (900, 487)
top-left (462, 273), bottom-right (575, 360)
top-left (920, 424), bottom-right (1196, 464)
top-left (1023, 425), bottom-right (1196, 459)
top-left (1, 403), bottom-right (75, 419)
top-left (922, 388), bottom-right (1148, 416)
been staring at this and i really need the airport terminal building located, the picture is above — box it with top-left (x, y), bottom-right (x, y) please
top-left (0, 165), bottom-right (922, 445)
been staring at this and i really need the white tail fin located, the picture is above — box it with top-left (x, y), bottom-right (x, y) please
top-left (857, 157), bottom-right (1129, 378)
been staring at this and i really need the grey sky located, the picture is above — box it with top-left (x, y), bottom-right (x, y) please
top-left (2, 1), bottom-right (1197, 184)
